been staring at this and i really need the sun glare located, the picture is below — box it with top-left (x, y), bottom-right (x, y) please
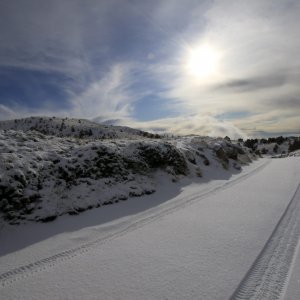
top-left (186, 45), bottom-right (220, 79)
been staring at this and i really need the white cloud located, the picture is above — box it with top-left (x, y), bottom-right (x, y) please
top-left (70, 63), bottom-right (136, 121)
top-left (144, 0), bottom-right (300, 135)
top-left (0, 104), bottom-right (17, 120)
top-left (115, 115), bottom-right (246, 139)
top-left (0, 62), bottom-right (138, 122)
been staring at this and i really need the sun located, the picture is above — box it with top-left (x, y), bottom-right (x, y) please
top-left (186, 45), bottom-right (220, 79)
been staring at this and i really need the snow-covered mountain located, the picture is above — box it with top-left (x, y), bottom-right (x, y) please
top-left (0, 117), bottom-right (257, 225)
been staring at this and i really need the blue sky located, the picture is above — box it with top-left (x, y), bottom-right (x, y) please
top-left (0, 0), bottom-right (299, 137)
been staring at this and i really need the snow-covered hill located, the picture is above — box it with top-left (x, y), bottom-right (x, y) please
top-left (0, 117), bottom-right (257, 225)
top-left (0, 116), bottom-right (159, 139)
top-left (243, 136), bottom-right (300, 156)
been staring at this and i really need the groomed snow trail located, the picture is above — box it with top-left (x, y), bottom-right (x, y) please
top-left (230, 183), bottom-right (300, 300)
top-left (0, 160), bottom-right (270, 288)
top-left (1, 157), bottom-right (300, 300)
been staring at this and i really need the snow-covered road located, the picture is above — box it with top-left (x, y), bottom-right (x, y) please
top-left (1, 157), bottom-right (300, 299)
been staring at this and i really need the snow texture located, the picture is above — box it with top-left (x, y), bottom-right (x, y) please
top-left (1, 117), bottom-right (300, 300)
top-left (0, 156), bottom-right (299, 299)
top-left (243, 136), bottom-right (300, 157)
top-left (0, 117), bottom-right (256, 225)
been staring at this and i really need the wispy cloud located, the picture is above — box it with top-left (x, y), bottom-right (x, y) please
top-left (70, 63), bottom-right (137, 121)
top-left (0, 62), bottom-right (138, 121)
top-left (0, 104), bottom-right (17, 120)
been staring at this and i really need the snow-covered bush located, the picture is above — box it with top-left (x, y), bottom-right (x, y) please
top-left (0, 118), bottom-right (257, 225)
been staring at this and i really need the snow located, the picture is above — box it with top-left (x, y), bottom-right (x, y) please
top-left (244, 136), bottom-right (300, 157)
top-left (289, 149), bottom-right (300, 157)
top-left (1, 157), bottom-right (300, 299)
top-left (284, 241), bottom-right (300, 300)
top-left (1, 117), bottom-right (300, 299)
top-left (0, 116), bottom-right (152, 139)
top-left (256, 141), bottom-right (289, 155)
top-left (0, 122), bottom-right (256, 225)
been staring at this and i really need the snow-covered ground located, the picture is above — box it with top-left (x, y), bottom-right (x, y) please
top-left (0, 116), bottom-right (155, 139)
top-left (0, 121), bottom-right (255, 225)
top-left (1, 156), bottom-right (300, 299)
top-left (243, 136), bottom-right (300, 157)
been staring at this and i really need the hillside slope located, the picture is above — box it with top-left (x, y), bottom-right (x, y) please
top-left (243, 136), bottom-right (300, 156)
top-left (0, 116), bottom-right (159, 139)
top-left (0, 117), bottom-right (256, 225)
top-left (1, 154), bottom-right (299, 300)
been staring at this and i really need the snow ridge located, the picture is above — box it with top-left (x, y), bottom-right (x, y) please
top-left (0, 160), bottom-right (270, 289)
top-left (230, 183), bottom-right (300, 300)
top-left (0, 116), bottom-right (156, 139)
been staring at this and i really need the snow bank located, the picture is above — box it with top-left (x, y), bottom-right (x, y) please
top-left (0, 118), bottom-right (256, 225)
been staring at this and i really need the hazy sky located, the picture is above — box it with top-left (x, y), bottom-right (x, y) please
top-left (0, 0), bottom-right (299, 137)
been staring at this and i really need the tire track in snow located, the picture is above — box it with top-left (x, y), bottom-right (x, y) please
top-left (0, 160), bottom-right (270, 288)
top-left (230, 183), bottom-right (300, 300)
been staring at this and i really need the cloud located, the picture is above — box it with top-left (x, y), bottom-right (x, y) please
top-left (268, 97), bottom-right (300, 110)
top-left (0, 62), bottom-right (139, 122)
top-left (0, 0), bottom-right (299, 137)
top-left (233, 110), bottom-right (300, 136)
top-left (212, 74), bottom-right (287, 93)
top-left (0, 0), bottom-right (134, 77)
top-left (0, 104), bottom-right (17, 120)
top-left (115, 115), bottom-right (246, 139)
top-left (70, 63), bottom-right (137, 121)
top-left (143, 0), bottom-right (300, 135)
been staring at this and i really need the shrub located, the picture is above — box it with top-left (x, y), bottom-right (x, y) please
top-left (289, 138), bottom-right (300, 152)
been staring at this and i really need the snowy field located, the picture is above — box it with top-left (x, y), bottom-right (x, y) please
top-left (0, 156), bottom-right (300, 299)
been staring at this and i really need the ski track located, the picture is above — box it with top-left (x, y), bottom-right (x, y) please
top-left (230, 182), bottom-right (300, 300)
top-left (0, 160), bottom-right (270, 289)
